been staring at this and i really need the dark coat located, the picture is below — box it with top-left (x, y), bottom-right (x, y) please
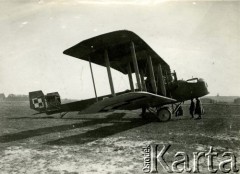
top-left (189, 101), bottom-right (195, 114)
top-left (195, 99), bottom-right (202, 115)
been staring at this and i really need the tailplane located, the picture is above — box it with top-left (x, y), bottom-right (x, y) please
top-left (29, 90), bottom-right (62, 114)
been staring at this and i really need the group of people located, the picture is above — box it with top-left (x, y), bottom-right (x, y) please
top-left (189, 97), bottom-right (203, 119)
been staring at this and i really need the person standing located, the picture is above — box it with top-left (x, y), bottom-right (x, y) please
top-left (195, 97), bottom-right (202, 119)
top-left (189, 98), bottom-right (195, 119)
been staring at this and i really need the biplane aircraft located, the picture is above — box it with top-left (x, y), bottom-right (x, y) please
top-left (29, 30), bottom-right (209, 121)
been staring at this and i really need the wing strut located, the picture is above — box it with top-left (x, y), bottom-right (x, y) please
top-left (130, 41), bottom-right (142, 91)
top-left (104, 49), bottom-right (116, 97)
top-left (127, 63), bottom-right (135, 92)
top-left (89, 57), bottom-right (98, 102)
top-left (140, 70), bottom-right (147, 91)
top-left (157, 64), bottom-right (166, 96)
top-left (147, 56), bottom-right (157, 94)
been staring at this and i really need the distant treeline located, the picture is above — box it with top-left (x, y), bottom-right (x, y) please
top-left (179, 96), bottom-right (240, 105)
top-left (0, 94), bottom-right (29, 101)
top-left (0, 93), bottom-right (75, 102)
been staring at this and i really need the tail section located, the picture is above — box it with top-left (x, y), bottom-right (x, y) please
top-left (29, 90), bottom-right (62, 114)
top-left (29, 90), bottom-right (46, 113)
top-left (45, 92), bottom-right (61, 112)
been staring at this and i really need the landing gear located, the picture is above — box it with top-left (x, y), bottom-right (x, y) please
top-left (140, 107), bottom-right (147, 119)
top-left (139, 104), bottom-right (183, 122)
top-left (139, 106), bottom-right (172, 122)
top-left (172, 102), bottom-right (183, 117)
top-left (157, 108), bottom-right (172, 122)
top-left (154, 102), bottom-right (184, 122)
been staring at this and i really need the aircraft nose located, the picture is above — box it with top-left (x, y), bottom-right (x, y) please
top-left (198, 79), bottom-right (209, 96)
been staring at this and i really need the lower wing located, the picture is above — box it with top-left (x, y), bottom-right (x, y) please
top-left (79, 91), bottom-right (176, 114)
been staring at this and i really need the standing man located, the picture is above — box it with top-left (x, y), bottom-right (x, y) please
top-left (189, 98), bottom-right (195, 119)
top-left (195, 97), bottom-right (202, 119)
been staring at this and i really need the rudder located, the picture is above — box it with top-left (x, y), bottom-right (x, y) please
top-left (29, 90), bottom-right (46, 113)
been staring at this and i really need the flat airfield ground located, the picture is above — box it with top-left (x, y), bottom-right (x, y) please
top-left (0, 101), bottom-right (240, 174)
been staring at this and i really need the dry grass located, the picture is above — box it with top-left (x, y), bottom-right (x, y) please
top-left (0, 101), bottom-right (239, 173)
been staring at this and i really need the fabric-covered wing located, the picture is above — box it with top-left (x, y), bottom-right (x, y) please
top-left (80, 92), bottom-right (176, 114)
top-left (63, 30), bottom-right (171, 76)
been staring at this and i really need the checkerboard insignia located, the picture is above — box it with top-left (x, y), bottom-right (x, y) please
top-left (32, 98), bottom-right (44, 108)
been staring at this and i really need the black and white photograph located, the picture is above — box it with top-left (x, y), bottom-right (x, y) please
top-left (0, 0), bottom-right (240, 173)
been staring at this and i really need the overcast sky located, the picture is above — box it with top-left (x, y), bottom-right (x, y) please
top-left (0, 0), bottom-right (239, 99)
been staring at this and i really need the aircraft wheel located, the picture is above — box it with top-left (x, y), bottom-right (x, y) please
top-left (157, 108), bottom-right (172, 122)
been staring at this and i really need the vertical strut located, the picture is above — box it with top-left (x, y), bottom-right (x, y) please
top-left (127, 63), bottom-right (135, 92)
top-left (104, 49), bottom-right (116, 97)
top-left (147, 56), bottom-right (157, 94)
top-left (89, 58), bottom-right (98, 102)
top-left (140, 70), bottom-right (147, 91)
top-left (130, 41), bottom-right (142, 91)
top-left (157, 64), bottom-right (166, 96)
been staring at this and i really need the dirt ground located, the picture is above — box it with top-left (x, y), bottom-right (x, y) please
top-left (0, 101), bottom-right (240, 174)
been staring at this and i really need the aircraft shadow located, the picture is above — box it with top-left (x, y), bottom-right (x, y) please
top-left (0, 113), bottom-right (150, 143)
top-left (8, 116), bottom-right (55, 119)
top-left (44, 113), bottom-right (150, 145)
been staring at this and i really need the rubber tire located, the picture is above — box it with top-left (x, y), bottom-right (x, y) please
top-left (157, 108), bottom-right (172, 122)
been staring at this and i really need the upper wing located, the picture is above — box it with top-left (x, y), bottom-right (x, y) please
top-left (80, 91), bottom-right (176, 114)
top-left (63, 30), bottom-right (171, 76)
